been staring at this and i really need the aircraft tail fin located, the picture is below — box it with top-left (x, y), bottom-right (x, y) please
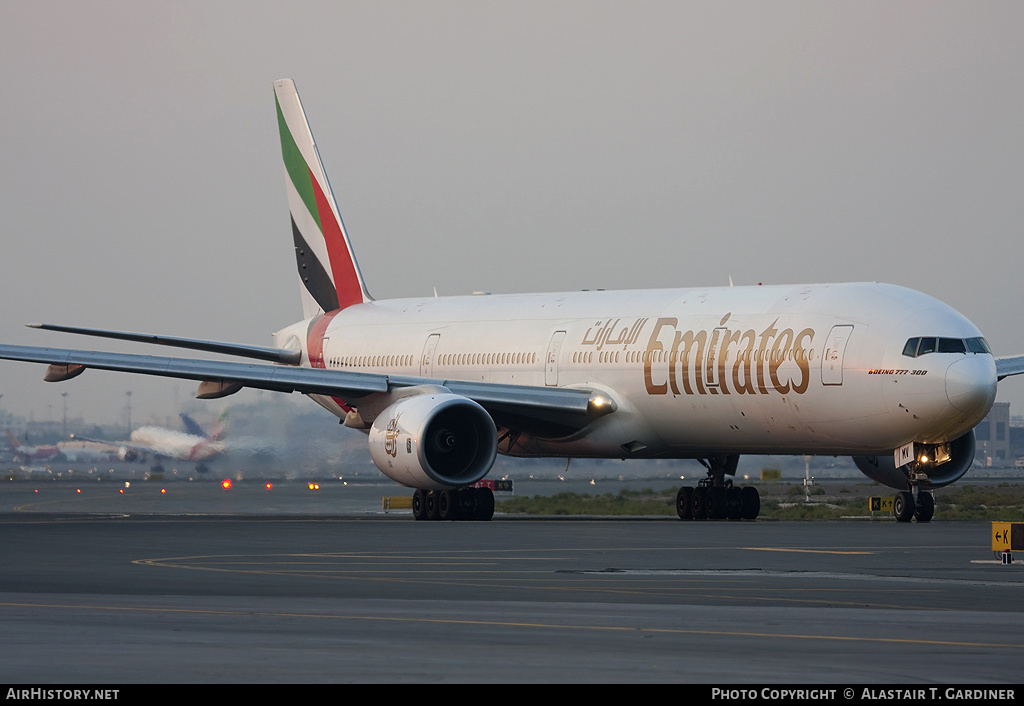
top-left (181, 410), bottom-right (229, 441)
top-left (274, 79), bottom-right (372, 319)
top-left (180, 414), bottom-right (207, 438)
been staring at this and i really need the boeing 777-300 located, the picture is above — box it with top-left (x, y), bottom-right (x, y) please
top-left (1, 79), bottom-right (1021, 522)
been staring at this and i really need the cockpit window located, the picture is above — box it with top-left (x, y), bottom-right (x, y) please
top-left (902, 336), bottom-right (992, 358)
top-left (967, 337), bottom-right (992, 354)
top-left (937, 338), bottom-right (966, 354)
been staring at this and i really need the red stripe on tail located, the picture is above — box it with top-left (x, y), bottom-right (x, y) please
top-left (310, 168), bottom-right (364, 310)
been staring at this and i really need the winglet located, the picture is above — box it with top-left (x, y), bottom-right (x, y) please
top-left (274, 79), bottom-right (372, 318)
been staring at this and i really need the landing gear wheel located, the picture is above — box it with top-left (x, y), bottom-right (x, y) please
top-left (438, 489), bottom-right (461, 521)
top-left (915, 492), bottom-right (934, 523)
top-left (705, 487), bottom-right (727, 520)
top-left (726, 487), bottom-right (743, 520)
top-left (474, 487), bottom-right (494, 521)
top-left (893, 491), bottom-right (914, 522)
top-left (412, 489), bottom-right (428, 521)
top-left (425, 491), bottom-right (441, 520)
top-left (691, 486), bottom-right (708, 519)
top-left (458, 487), bottom-right (493, 521)
top-left (740, 486), bottom-right (760, 520)
top-left (676, 487), bottom-right (693, 520)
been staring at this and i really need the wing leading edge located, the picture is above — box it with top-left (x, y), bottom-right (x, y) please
top-left (996, 356), bottom-right (1024, 381)
top-left (0, 343), bottom-right (612, 434)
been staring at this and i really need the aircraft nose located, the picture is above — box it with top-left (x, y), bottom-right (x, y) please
top-left (945, 355), bottom-right (997, 414)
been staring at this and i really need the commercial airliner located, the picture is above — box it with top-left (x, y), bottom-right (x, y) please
top-left (1, 79), bottom-right (1021, 522)
top-left (80, 412), bottom-right (228, 474)
top-left (5, 430), bottom-right (61, 463)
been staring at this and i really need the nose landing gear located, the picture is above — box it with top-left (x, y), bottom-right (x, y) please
top-left (894, 488), bottom-right (934, 523)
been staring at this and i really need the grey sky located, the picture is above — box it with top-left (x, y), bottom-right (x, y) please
top-left (1, 1), bottom-right (1022, 427)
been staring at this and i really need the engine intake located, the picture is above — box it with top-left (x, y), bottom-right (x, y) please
top-left (853, 430), bottom-right (976, 489)
top-left (368, 392), bottom-right (498, 490)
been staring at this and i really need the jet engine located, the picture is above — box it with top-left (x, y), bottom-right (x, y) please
top-left (852, 430), bottom-right (976, 489)
top-left (368, 392), bottom-right (498, 490)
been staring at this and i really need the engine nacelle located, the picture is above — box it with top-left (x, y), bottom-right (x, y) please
top-left (853, 430), bottom-right (976, 490)
top-left (368, 392), bottom-right (498, 490)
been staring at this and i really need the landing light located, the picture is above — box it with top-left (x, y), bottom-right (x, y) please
top-left (222, 479), bottom-right (232, 490)
top-left (265, 482), bottom-right (273, 490)
top-left (588, 394), bottom-right (616, 417)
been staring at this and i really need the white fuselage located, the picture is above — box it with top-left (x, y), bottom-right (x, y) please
top-left (130, 427), bottom-right (224, 461)
top-left (287, 282), bottom-right (996, 460)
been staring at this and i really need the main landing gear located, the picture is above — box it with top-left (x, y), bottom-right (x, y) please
top-left (412, 487), bottom-right (495, 521)
top-left (675, 455), bottom-right (760, 521)
top-left (893, 487), bottom-right (935, 523)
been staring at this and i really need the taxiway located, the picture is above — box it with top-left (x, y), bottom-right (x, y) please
top-left (1, 480), bottom-right (1021, 683)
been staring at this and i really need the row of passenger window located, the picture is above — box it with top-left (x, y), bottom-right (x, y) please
top-left (902, 336), bottom-right (991, 358)
top-left (438, 352), bottom-right (538, 367)
top-left (331, 354), bottom-right (414, 368)
top-left (333, 352), bottom-right (540, 368)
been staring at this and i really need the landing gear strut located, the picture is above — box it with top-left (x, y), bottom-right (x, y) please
top-left (675, 455), bottom-right (759, 520)
top-left (412, 487), bottom-right (495, 521)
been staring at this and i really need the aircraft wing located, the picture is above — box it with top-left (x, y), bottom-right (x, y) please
top-left (996, 356), bottom-right (1024, 381)
top-left (0, 344), bottom-right (611, 433)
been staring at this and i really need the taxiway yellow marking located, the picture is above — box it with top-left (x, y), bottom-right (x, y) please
top-left (131, 553), bottom-right (944, 611)
top-left (743, 547), bottom-right (873, 555)
top-left (0, 600), bottom-right (1019, 650)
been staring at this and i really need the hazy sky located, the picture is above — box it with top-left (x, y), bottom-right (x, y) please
top-left (1, 1), bottom-right (1022, 428)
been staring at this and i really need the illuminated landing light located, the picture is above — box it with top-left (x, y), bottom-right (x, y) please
top-left (308, 482), bottom-right (320, 491)
top-left (76, 488), bottom-right (81, 494)
top-left (118, 489), bottom-right (124, 494)
top-left (588, 394), bottom-right (617, 417)
top-left (160, 488), bottom-right (166, 494)
top-left (919, 455), bottom-right (930, 465)
top-left (222, 479), bottom-right (232, 490)
top-left (265, 482), bottom-right (273, 490)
